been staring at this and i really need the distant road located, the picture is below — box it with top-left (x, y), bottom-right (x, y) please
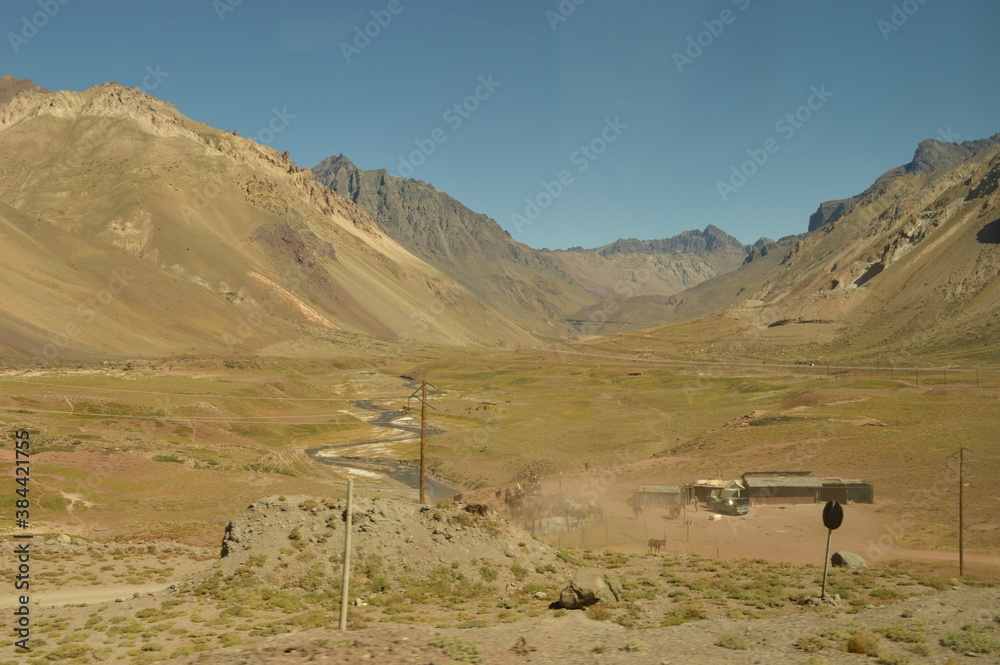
top-left (0, 583), bottom-right (171, 608)
top-left (545, 348), bottom-right (997, 373)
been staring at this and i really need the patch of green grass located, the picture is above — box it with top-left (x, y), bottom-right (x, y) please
top-left (940, 625), bottom-right (1000, 654)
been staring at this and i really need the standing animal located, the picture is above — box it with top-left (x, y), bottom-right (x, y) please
top-left (647, 538), bottom-right (666, 554)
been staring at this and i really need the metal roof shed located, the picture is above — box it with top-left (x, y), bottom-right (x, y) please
top-left (743, 475), bottom-right (824, 504)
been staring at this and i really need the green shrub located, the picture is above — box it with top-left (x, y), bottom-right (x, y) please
top-left (940, 627), bottom-right (1000, 654)
top-left (846, 632), bottom-right (880, 655)
top-left (586, 605), bottom-right (612, 621)
top-left (715, 634), bottom-right (748, 650)
top-left (796, 635), bottom-right (829, 652)
top-left (882, 623), bottom-right (925, 643)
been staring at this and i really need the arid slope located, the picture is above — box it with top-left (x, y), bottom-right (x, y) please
top-left (313, 154), bottom-right (599, 339)
top-left (0, 81), bottom-right (540, 361)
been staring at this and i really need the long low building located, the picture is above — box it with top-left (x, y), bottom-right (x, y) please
top-left (742, 473), bottom-right (873, 504)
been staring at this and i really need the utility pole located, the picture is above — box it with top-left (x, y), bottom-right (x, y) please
top-left (947, 448), bottom-right (974, 577)
top-left (408, 380), bottom-right (437, 505)
top-left (420, 380), bottom-right (427, 505)
top-left (339, 479), bottom-right (354, 631)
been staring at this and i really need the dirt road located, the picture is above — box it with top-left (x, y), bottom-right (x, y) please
top-left (0, 583), bottom-right (171, 609)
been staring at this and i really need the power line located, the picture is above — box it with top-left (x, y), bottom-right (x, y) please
top-left (0, 405), bottom-right (354, 423)
top-left (0, 377), bottom-right (406, 402)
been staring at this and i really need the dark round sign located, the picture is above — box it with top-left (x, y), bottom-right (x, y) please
top-left (822, 500), bottom-right (844, 530)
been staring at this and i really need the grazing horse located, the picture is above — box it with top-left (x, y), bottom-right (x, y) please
top-left (647, 538), bottom-right (666, 554)
top-left (586, 503), bottom-right (604, 521)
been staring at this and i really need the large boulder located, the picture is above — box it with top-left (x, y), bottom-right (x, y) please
top-left (558, 567), bottom-right (623, 609)
top-left (831, 551), bottom-right (868, 568)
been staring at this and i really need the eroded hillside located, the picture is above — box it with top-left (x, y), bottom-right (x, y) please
top-left (0, 81), bottom-right (540, 362)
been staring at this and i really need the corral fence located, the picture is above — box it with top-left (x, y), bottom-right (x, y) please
top-left (527, 517), bottom-right (723, 558)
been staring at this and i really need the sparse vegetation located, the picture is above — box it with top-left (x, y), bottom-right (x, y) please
top-left (428, 636), bottom-right (485, 663)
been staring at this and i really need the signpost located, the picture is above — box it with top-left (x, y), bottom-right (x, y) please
top-left (339, 479), bottom-right (354, 630)
top-left (821, 500), bottom-right (843, 599)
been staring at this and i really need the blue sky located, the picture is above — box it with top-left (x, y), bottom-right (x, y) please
top-left (3, 0), bottom-right (999, 249)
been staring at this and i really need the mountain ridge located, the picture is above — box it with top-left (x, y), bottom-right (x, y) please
top-left (0, 80), bottom-right (542, 360)
top-left (808, 133), bottom-right (1000, 232)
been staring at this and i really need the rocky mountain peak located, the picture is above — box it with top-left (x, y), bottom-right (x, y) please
top-left (906, 133), bottom-right (1000, 174)
top-left (808, 132), bottom-right (1000, 232)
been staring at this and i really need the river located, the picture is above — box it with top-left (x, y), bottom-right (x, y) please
top-left (305, 383), bottom-right (460, 502)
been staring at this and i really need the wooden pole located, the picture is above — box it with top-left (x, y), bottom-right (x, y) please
top-left (339, 479), bottom-right (354, 631)
top-left (948, 447), bottom-right (973, 577)
top-left (419, 381), bottom-right (427, 505)
top-left (958, 447), bottom-right (965, 577)
top-left (821, 528), bottom-right (833, 599)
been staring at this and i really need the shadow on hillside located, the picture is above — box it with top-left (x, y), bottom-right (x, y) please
top-left (977, 218), bottom-right (1000, 244)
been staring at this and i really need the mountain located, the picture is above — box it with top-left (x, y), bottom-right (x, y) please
top-left (591, 135), bottom-right (1000, 361)
top-left (0, 80), bottom-right (541, 362)
top-left (808, 133), bottom-right (1000, 232)
top-left (0, 74), bottom-right (49, 104)
top-left (312, 155), bottom-right (599, 338)
top-left (542, 226), bottom-right (752, 301)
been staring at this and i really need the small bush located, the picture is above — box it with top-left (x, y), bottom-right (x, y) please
top-left (428, 636), bottom-right (484, 664)
top-left (621, 639), bottom-right (648, 652)
top-left (882, 624), bottom-right (925, 643)
top-left (715, 634), bottom-right (748, 650)
top-left (846, 632), bottom-right (880, 656)
top-left (940, 627), bottom-right (1000, 654)
top-left (876, 652), bottom-right (909, 665)
top-left (586, 604), bottom-right (613, 621)
top-left (796, 635), bottom-right (829, 652)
